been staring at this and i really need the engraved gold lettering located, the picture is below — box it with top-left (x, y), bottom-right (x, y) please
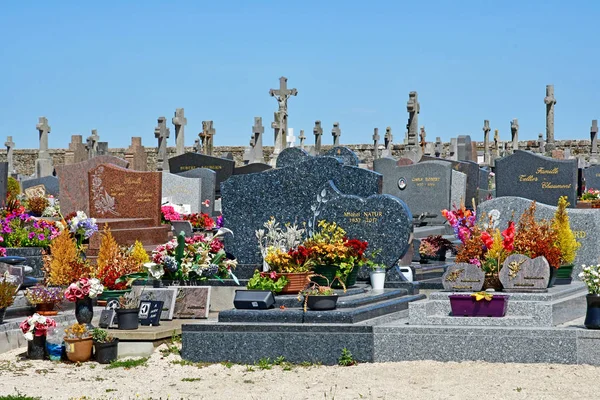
top-left (541, 182), bottom-right (571, 189)
top-left (536, 167), bottom-right (559, 174)
top-left (519, 175), bottom-right (538, 182)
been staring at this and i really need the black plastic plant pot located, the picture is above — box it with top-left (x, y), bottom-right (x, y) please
top-left (94, 339), bottom-right (119, 364)
top-left (305, 295), bottom-right (338, 311)
top-left (116, 309), bottom-right (139, 330)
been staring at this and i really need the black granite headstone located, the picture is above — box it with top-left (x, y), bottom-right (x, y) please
top-left (315, 181), bottom-right (412, 267)
top-left (169, 153), bottom-right (235, 193)
top-left (495, 150), bottom-right (577, 206)
top-left (221, 157), bottom-right (383, 264)
top-left (323, 147), bottom-right (359, 166)
top-left (233, 163), bottom-right (273, 175)
top-left (21, 176), bottom-right (60, 197)
top-left (276, 148), bottom-right (311, 168)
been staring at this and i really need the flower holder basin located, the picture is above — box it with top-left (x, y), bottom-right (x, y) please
top-left (449, 294), bottom-right (508, 317)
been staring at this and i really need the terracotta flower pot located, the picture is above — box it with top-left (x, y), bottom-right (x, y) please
top-left (35, 302), bottom-right (59, 316)
top-left (64, 337), bottom-right (93, 363)
top-left (270, 272), bottom-right (312, 294)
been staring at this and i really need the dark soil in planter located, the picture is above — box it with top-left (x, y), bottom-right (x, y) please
top-left (94, 339), bottom-right (119, 364)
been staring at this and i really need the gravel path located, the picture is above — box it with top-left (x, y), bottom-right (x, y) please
top-left (0, 344), bottom-right (598, 400)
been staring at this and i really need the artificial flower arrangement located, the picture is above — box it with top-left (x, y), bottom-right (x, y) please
top-left (418, 235), bottom-right (454, 261)
top-left (20, 313), bottom-right (57, 341)
top-left (66, 211), bottom-right (98, 248)
top-left (579, 264), bottom-right (600, 294)
top-left (95, 226), bottom-right (146, 290)
top-left (43, 227), bottom-right (93, 286)
top-left (0, 272), bottom-right (19, 312)
top-left (182, 212), bottom-right (216, 230)
top-left (42, 197), bottom-right (61, 218)
top-left (581, 188), bottom-right (600, 201)
top-left (0, 207), bottom-right (61, 251)
top-left (64, 278), bottom-right (104, 302)
top-left (24, 285), bottom-right (64, 305)
top-left (161, 205), bottom-right (181, 223)
top-left (256, 217), bottom-right (307, 272)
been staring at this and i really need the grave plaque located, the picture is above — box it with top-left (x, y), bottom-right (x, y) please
top-left (499, 254), bottom-right (549, 292)
top-left (276, 147), bottom-right (311, 168)
top-left (168, 153), bottom-right (235, 193)
top-left (98, 309), bottom-right (116, 329)
top-left (23, 185), bottom-right (46, 199)
top-left (495, 150), bottom-right (577, 206)
top-left (583, 165), bottom-right (600, 191)
top-left (314, 181), bottom-right (413, 267)
top-left (162, 172), bottom-right (202, 214)
top-left (323, 147), bottom-right (359, 166)
top-left (88, 164), bottom-right (162, 225)
top-left (173, 286), bottom-right (211, 319)
top-left (21, 176), bottom-right (59, 197)
top-left (177, 168), bottom-right (217, 216)
top-left (133, 287), bottom-right (178, 320)
top-left (56, 156), bottom-right (129, 215)
top-left (221, 157), bottom-right (382, 264)
top-left (138, 300), bottom-right (163, 326)
top-left (442, 263), bottom-right (485, 292)
top-left (373, 158), bottom-right (452, 224)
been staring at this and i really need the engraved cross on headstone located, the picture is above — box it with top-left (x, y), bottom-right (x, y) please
top-left (406, 92), bottom-right (420, 147)
top-left (510, 119), bottom-right (519, 153)
top-left (313, 120), bottom-right (323, 155)
top-left (172, 108), bottom-right (187, 156)
top-left (154, 117), bottom-right (170, 171)
top-left (372, 128), bottom-right (380, 159)
top-left (483, 120), bottom-right (491, 165)
top-left (86, 129), bottom-right (100, 159)
top-left (544, 84), bottom-right (557, 151)
top-left (591, 120), bottom-right (598, 164)
top-left (4, 136), bottom-right (14, 174)
top-left (200, 121), bottom-right (215, 156)
top-left (331, 122), bottom-right (341, 146)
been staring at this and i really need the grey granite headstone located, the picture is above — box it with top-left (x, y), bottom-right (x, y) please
top-left (20, 176), bottom-right (59, 197)
top-left (421, 156), bottom-right (480, 205)
top-left (314, 181), bottom-right (412, 268)
top-left (323, 147), bottom-right (359, 166)
top-left (221, 157), bottom-right (382, 264)
top-left (168, 153), bottom-right (234, 194)
top-left (374, 158), bottom-right (452, 224)
top-left (276, 147), bottom-right (311, 168)
top-left (171, 220), bottom-right (194, 237)
top-left (499, 254), bottom-right (549, 292)
top-left (176, 168), bottom-right (216, 216)
top-left (583, 165), bottom-right (600, 191)
top-left (451, 170), bottom-right (467, 207)
top-left (457, 135), bottom-right (474, 161)
top-left (162, 173), bottom-right (202, 214)
top-left (478, 196), bottom-right (594, 280)
top-left (495, 150), bottom-right (577, 206)
top-left (0, 162), bottom-right (7, 208)
top-left (441, 263), bottom-right (485, 292)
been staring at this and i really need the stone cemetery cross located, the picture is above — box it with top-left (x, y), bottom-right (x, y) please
top-left (538, 133), bottom-right (546, 154)
top-left (201, 121), bottom-right (216, 156)
top-left (298, 129), bottom-right (306, 149)
top-left (252, 117), bottom-right (264, 162)
top-left (383, 126), bottom-right (393, 157)
top-left (483, 120), bottom-right (490, 165)
top-left (4, 136), bottom-right (14, 174)
top-left (406, 91), bottom-right (420, 148)
top-left (271, 111), bottom-right (285, 159)
top-left (435, 137), bottom-right (442, 157)
top-left (544, 84), bottom-right (557, 151)
top-left (36, 117), bottom-right (51, 157)
top-left (154, 116), bottom-right (170, 172)
top-left (172, 108), bottom-right (187, 156)
top-left (590, 120), bottom-right (598, 164)
top-left (331, 122), bottom-right (341, 146)
top-left (86, 129), bottom-right (100, 159)
top-left (493, 129), bottom-right (500, 158)
top-left (372, 128), bottom-right (380, 159)
top-left (313, 120), bottom-right (323, 155)
top-left (510, 119), bottom-right (519, 153)
top-left (269, 76), bottom-right (298, 153)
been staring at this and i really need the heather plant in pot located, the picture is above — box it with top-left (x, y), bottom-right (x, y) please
top-left (298, 273), bottom-right (346, 312)
top-left (64, 322), bottom-right (93, 362)
top-left (91, 327), bottom-right (119, 364)
top-left (25, 285), bottom-right (63, 316)
top-left (419, 235), bottom-right (454, 262)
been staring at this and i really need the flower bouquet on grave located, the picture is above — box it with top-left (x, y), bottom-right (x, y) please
top-left (20, 313), bottom-right (57, 359)
top-left (24, 285), bottom-right (64, 316)
top-left (0, 207), bottom-right (61, 251)
top-left (182, 212), bottom-right (216, 232)
top-left (161, 205), bottom-right (181, 224)
top-left (64, 278), bottom-right (104, 326)
top-left (65, 211), bottom-right (98, 250)
top-left (581, 188), bottom-right (600, 203)
top-left (578, 264), bottom-right (600, 329)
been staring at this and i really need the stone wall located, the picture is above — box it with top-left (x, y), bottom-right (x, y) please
top-left (1, 139), bottom-right (593, 176)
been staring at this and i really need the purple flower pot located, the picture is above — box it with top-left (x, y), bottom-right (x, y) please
top-left (449, 294), bottom-right (509, 317)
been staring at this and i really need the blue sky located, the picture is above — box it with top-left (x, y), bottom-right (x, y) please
top-left (1, 1), bottom-right (599, 150)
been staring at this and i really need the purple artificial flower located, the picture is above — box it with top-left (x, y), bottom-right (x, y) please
top-left (37, 234), bottom-right (45, 241)
top-left (28, 232), bottom-right (35, 239)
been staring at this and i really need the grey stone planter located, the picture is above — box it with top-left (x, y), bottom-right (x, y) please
top-left (5, 247), bottom-right (44, 278)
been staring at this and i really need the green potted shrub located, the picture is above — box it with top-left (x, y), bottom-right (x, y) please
top-left (298, 274), bottom-right (346, 312)
top-left (552, 196), bottom-right (581, 284)
top-left (92, 327), bottom-right (119, 364)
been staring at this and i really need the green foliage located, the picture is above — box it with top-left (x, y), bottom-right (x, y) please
top-left (553, 196), bottom-right (581, 265)
top-left (6, 177), bottom-right (20, 201)
top-left (247, 270), bottom-right (289, 292)
top-left (105, 357), bottom-right (148, 369)
top-left (91, 328), bottom-right (113, 343)
top-left (338, 348), bottom-right (357, 366)
top-left (256, 358), bottom-right (273, 370)
top-left (0, 390), bottom-right (40, 400)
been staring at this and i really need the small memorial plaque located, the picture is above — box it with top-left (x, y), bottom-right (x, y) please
top-left (442, 263), bottom-right (485, 292)
top-left (24, 184), bottom-right (46, 199)
top-left (138, 300), bottom-right (163, 326)
top-left (173, 287), bottom-right (211, 319)
top-left (133, 287), bottom-right (178, 320)
top-left (98, 309), bottom-right (116, 329)
top-left (499, 254), bottom-right (549, 292)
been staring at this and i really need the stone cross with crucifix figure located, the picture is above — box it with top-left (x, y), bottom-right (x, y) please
top-left (406, 92), bottom-right (419, 148)
top-left (86, 129), bottom-right (100, 159)
top-left (510, 119), bottom-right (519, 153)
top-left (269, 76), bottom-right (297, 157)
top-left (200, 121), bottom-right (215, 156)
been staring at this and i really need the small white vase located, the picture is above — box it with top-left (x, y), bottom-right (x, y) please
top-left (370, 269), bottom-right (386, 291)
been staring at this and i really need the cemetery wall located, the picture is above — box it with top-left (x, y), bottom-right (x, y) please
top-left (2, 139), bottom-right (594, 176)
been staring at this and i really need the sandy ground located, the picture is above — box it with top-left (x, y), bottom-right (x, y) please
top-left (0, 343), bottom-right (598, 400)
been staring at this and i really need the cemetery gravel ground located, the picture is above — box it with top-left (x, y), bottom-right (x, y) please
top-left (0, 344), bottom-right (598, 400)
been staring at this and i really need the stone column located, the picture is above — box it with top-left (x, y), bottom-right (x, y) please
top-left (35, 116), bottom-right (53, 178)
top-left (544, 84), bottom-right (557, 151)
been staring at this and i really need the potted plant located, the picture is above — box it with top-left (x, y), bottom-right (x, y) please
top-left (368, 262), bottom-right (386, 291)
top-left (64, 277), bottom-right (104, 325)
top-left (580, 188), bottom-right (600, 208)
top-left (42, 228), bottom-right (93, 287)
top-left (449, 291), bottom-right (509, 317)
top-left (579, 264), bottom-right (600, 329)
top-left (115, 291), bottom-right (140, 330)
top-left (19, 313), bottom-right (57, 359)
top-left (419, 235), bottom-right (454, 261)
top-left (552, 196), bottom-right (581, 284)
top-left (302, 221), bottom-right (369, 289)
top-left (182, 212), bottom-right (216, 232)
top-left (246, 270), bottom-right (289, 293)
top-left (24, 285), bottom-right (63, 316)
top-left (298, 274), bottom-right (346, 311)
top-left (0, 272), bottom-right (18, 323)
top-left (257, 217), bottom-right (311, 294)
top-left (91, 327), bottom-right (119, 364)
top-left (64, 322), bottom-right (93, 362)
top-left (418, 240), bottom-right (437, 264)
top-left (26, 196), bottom-right (50, 218)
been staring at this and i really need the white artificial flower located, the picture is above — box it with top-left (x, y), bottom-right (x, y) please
top-left (37, 315), bottom-right (47, 325)
top-left (24, 331), bottom-right (33, 341)
top-left (144, 262), bottom-right (164, 280)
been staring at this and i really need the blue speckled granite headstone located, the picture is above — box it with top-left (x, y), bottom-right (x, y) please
top-left (21, 176), bottom-right (60, 197)
top-left (313, 181), bottom-right (412, 268)
top-left (233, 163), bottom-right (272, 175)
top-left (276, 148), bottom-right (311, 168)
top-left (495, 150), bottom-right (577, 206)
top-left (323, 147), bottom-right (360, 166)
top-left (221, 157), bottom-right (383, 264)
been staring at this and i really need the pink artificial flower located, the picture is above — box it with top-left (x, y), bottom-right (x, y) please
top-left (469, 258), bottom-right (481, 267)
top-left (269, 271), bottom-right (277, 279)
top-left (210, 239), bottom-right (224, 253)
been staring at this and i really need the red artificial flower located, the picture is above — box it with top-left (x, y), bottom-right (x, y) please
top-left (288, 246), bottom-right (312, 266)
top-left (480, 231), bottom-right (494, 249)
top-left (344, 238), bottom-right (368, 257)
top-left (502, 221), bottom-right (515, 252)
top-left (209, 238), bottom-right (224, 253)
